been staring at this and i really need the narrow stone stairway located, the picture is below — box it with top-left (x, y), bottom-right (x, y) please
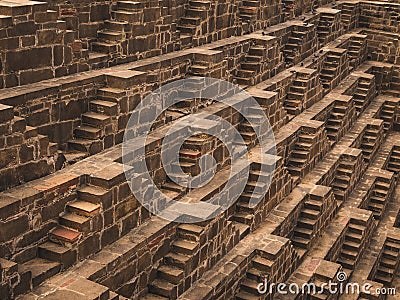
top-left (177, 0), bottom-right (212, 48)
top-left (66, 96), bottom-right (118, 163)
top-left (91, 0), bottom-right (142, 54)
top-left (336, 218), bottom-right (372, 274)
top-left (386, 145), bottom-right (400, 174)
top-left (233, 45), bottom-right (267, 88)
top-left (372, 237), bottom-right (400, 286)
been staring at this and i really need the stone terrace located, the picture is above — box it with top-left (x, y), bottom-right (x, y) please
top-left (0, 0), bottom-right (400, 299)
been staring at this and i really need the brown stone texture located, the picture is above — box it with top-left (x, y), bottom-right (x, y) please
top-left (0, 0), bottom-right (400, 299)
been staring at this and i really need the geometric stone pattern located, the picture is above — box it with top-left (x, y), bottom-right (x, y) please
top-left (0, 0), bottom-right (400, 299)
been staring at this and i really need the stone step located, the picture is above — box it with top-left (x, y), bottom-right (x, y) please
top-left (345, 231), bottom-right (362, 244)
top-left (237, 201), bottom-right (256, 214)
top-left (92, 42), bottom-right (118, 54)
top-left (240, 277), bottom-right (260, 294)
top-left (232, 221), bottom-right (250, 239)
top-left (19, 258), bottom-right (61, 288)
top-left (180, 16), bottom-right (201, 26)
top-left (236, 291), bottom-right (259, 299)
top-left (241, 61), bottom-right (261, 72)
top-left (348, 223), bottom-right (364, 235)
top-left (232, 211), bottom-right (253, 225)
top-left (149, 278), bottom-right (177, 299)
top-left (0, 15), bottom-right (12, 28)
top-left (248, 46), bottom-right (266, 57)
top-left (162, 181), bottom-right (186, 193)
top-left (374, 274), bottom-right (391, 285)
top-left (171, 239), bottom-right (199, 255)
top-left (49, 226), bottom-right (82, 244)
top-left (164, 252), bottom-right (192, 271)
top-left (382, 249), bottom-right (398, 260)
top-left (77, 184), bottom-right (111, 206)
top-left (252, 255), bottom-right (273, 272)
top-left (186, 8), bottom-right (208, 18)
top-left (292, 235), bottom-right (309, 248)
top-left (177, 224), bottom-right (204, 241)
top-left (98, 30), bottom-right (125, 42)
top-left (104, 20), bottom-right (130, 31)
top-left (245, 181), bottom-right (266, 194)
top-left (74, 125), bottom-right (103, 140)
top-left (377, 265), bottom-right (395, 277)
top-left (112, 10), bottom-right (141, 22)
top-left (157, 265), bottom-right (185, 284)
top-left (63, 151), bottom-right (89, 165)
top-left (246, 267), bottom-right (263, 281)
top-left (177, 24), bottom-right (196, 35)
top-left (342, 240), bottom-right (360, 252)
top-left (381, 258), bottom-right (396, 269)
top-left (297, 217), bottom-right (316, 230)
top-left (337, 256), bottom-right (355, 270)
top-left (90, 100), bottom-right (118, 116)
top-left (236, 69), bottom-right (256, 78)
top-left (304, 199), bottom-right (323, 211)
top-left (301, 208), bottom-right (320, 219)
top-left (245, 55), bottom-right (263, 62)
top-left (188, 0), bottom-right (212, 8)
top-left (59, 212), bottom-right (91, 232)
top-left (340, 248), bottom-right (357, 260)
top-left (117, 0), bottom-right (143, 10)
top-left (67, 200), bottom-right (101, 217)
top-left (82, 112), bottom-right (111, 128)
top-left (294, 227), bottom-right (313, 239)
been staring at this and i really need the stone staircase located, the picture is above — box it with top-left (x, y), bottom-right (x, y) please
top-left (316, 8), bottom-right (342, 45)
top-left (372, 237), bottom-right (400, 286)
top-left (386, 145), bottom-right (400, 174)
top-left (286, 126), bottom-right (329, 184)
top-left (347, 34), bottom-right (367, 68)
top-left (283, 24), bottom-right (317, 67)
top-left (231, 162), bottom-right (271, 234)
top-left (380, 99), bottom-right (399, 132)
top-left (233, 45), bottom-right (267, 88)
top-left (284, 68), bottom-right (323, 115)
top-left (282, 0), bottom-right (296, 20)
top-left (19, 183), bottom-right (109, 290)
top-left (320, 49), bottom-right (348, 91)
top-left (331, 152), bottom-right (364, 202)
top-left (235, 254), bottom-right (273, 299)
top-left (353, 75), bottom-right (376, 114)
top-left (159, 137), bottom-right (210, 200)
top-left (339, 2), bottom-right (359, 31)
top-left (360, 122), bottom-right (383, 164)
top-left (367, 177), bottom-right (394, 219)
top-left (336, 216), bottom-right (374, 274)
top-left (147, 221), bottom-right (239, 299)
top-left (235, 241), bottom-right (300, 299)
top-left (291, 188), bottom-right (337, 253)
top-left (325, 97), bottom-right (356, 144)
top-left (91, 1), bottom-right (143, 55)
top-left (238, 0), bottom-right (259, 24)
top-left (308, 261), bottom-right (342, 299)
top-left (66, 95), bottom-right (119, 163)
top-left (177, 0), bottom-right (212, 48)
top-left (39, 183), bottom-right (110, 263)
